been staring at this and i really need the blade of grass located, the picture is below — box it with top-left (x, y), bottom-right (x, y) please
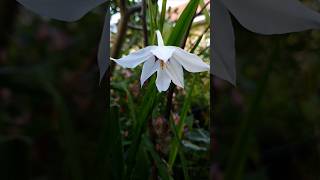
top-left (95, 106), bottom-right (124, 180)
top-left (200, 0), bottom-right (210, 24)
top-left (130, 144), bottom-right (151, 180)
top-left (166, 0), bottom-right (200, 46)
top-left (168, 76), bottom-right (196, 170)
top-left (168, 115), bottom-right (190, 180)
top-left (147, 0), bottom-right (159, 43)
top-left (159, 0), bottom-right (167, 32)
top-left (143, 135), bottom-right (173, 180)
top-left (124, 77), bottom-right (162, 179)
top-left (112, 82), bottom-right (136, 123)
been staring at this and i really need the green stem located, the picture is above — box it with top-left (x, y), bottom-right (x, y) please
top-left (159, 0), bottom-right (167, 32)
top-left (168, 76), bottom-right (196, 170)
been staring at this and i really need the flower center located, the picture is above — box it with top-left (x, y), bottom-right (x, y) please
top-left (160, 60), bottom-right (166, 70)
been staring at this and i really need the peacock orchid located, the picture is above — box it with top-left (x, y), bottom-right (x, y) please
top-left (112, 30), bottom-right (210, 92)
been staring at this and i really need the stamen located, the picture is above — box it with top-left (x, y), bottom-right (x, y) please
top-left (160, 60), bottom-right (166, 70)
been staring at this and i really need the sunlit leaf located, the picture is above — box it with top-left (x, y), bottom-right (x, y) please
top-left (182, 140), bottom-right (207, 151)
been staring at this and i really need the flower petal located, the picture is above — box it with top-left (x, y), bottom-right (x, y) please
top-left (172, 48), bottom-right (210, 72)
top-left (17, 0), bottom-right (107, 22)
top-left (156, 30), bottom-right (165, 46)
top-left (212, 0), bottom-right (236, 85)
top-left (114, 46), bottom-right (156, 68)
top-left (98, 13), bottom-right (109, 82)
top-left (165, 59), bottom-right (184, 88)
top-left (150, 46), bottom-right (175, 62)
top-left (140, 57), bottom-right (158, 87)
top-left (220, 0), bottom-right (320, 34)
top-left (156, 69), bottom-right (171, 92)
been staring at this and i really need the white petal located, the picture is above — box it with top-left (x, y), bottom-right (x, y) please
top-left (172, 48), bottom-right (210, 72)
top-left (17, 0), bottom-right (106, 22)
top-left (156, 69), bottom-right (171, 92)
top-left (140, 57), bottom-right (159, 87)
top-left (156, 30), bottom-right (165, 46)
top-left (114, 46), bottom-right (156, 68)
top-left (150, 46), bottom-right (175, 62)
top-left (165, 60), bottom-right (184, 88)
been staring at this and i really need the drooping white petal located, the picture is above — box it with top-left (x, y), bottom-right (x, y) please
top-left (165, 60), bottom-right (184, 88)
top-left (150, 46), bottom-right (176, 62)
top-left (114, 46), bottom-right (156, 68)
top-left (156, 30), bottom-right (165, 46)
top-left (156, 69), bottom-right (171, 92)
top-left (172, 48), bottom-right (210, 72)
top-left (212, 0), bottom-right (236, 85)
top-left (220, 0), bottom-right (320, 34)
top-left (98, 13), bottom-right (109, 82)
top-left (17, 0), bottom-right (106, 22)
top-left (140, 57), bottom-right (159, 87)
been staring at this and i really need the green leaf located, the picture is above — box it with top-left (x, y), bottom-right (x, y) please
top-left (143, 135), bottom-right (173, 180)
top-left (147, 0), bottom-right (159, 44)
top-left (95, 106), bottom-right (124, 180)
top-left (131, 145), bottom-right (151, 180)
top-left (159, 0), bottom-right (167, 32)
top-left (168, 116), bottom-right (190, 180)
top-left (182, 140), bottom-right (207, 151)
top-left (111, 82), bottom-right (136, 124)
top-left (166, 0), bottom-right (200, 46)
top-left (185, 129), bottom-right (210, 144)
top-left (200, 0), bottom-right (210, 24)
top-left (168, 76), bottom-right (196, 170)
top-left (124, 77), bottom-right (162, 179)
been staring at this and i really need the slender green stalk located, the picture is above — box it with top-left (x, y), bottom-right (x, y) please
top-left (159, 0), bottom-right (167, 32)
top-left (169, 115), bottom-right (190, 180)
top-left (143, 135), bottom-right (173, 180)
top-left (124, 78), bottom-right (162, 179)
top-left (168, 76), bottom-right (196, 170)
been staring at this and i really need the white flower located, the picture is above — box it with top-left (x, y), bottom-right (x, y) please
top-left (112, 30), bottom-right (209, 92)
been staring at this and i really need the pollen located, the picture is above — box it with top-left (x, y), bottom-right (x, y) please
top-left (160, 60), bottom-right (166, 70)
